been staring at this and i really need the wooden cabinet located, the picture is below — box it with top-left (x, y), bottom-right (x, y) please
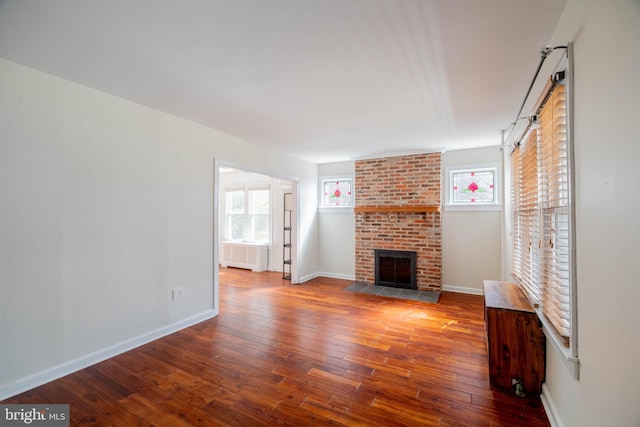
top-left (483, 280), bottom-right (545, 396)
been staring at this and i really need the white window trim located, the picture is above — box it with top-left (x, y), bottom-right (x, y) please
top-left (444, 163), bottom-right (502, 212)
top-left (318, 175), bottom-right (354, 213)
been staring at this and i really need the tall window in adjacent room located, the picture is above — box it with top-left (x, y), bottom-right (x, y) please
top-left (226, 190), bottom-right (246, 241)
top-left (248, 188), bottom-right (270, 242)
top-left (224, 187), bottom-right (270, 243)
top-left (510, 70), bottom-right (575, 354)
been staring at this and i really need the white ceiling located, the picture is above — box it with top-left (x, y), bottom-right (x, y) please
top-left (0, 0), bottom-right (566, 164)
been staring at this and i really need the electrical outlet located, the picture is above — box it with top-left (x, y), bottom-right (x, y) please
top-left (172, 287), bottom-right (184, 301)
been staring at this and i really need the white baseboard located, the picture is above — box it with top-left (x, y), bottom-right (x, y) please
top-left (296, 272), bottom-right (356, 283)
top-left (541, 383), bottom-right (563, 427)
top-left (0, 309), bottom-right (217, 401)
top-left (314, 272), bottom-right (356, 281)
top-left (297, 272), bottom-right (319, 283)
top-left (441, 284), bottom-right (484, 295)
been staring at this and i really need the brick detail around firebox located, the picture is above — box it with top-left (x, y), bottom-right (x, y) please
top-left (354, 153), bottom-right (442, 291)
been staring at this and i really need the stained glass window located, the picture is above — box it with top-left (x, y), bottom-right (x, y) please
top-left (322, 178), bottom-right (353, 207)
top-left (450, 167), bottom-right (497, 204)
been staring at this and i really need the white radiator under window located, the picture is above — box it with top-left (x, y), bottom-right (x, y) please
top-left (220, 242), bottom-right (268, 272)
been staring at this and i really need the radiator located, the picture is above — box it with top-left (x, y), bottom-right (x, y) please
top-left (220, 242), bottom-right (268, 272)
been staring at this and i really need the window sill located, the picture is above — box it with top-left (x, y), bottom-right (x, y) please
top-left (318, 207), bottom-right (354, 214)
top-left (536, 307), bottom-right (580, 380)
top-left (444, 204), bottom-right (502, 212)
top-left (221, 240), bottom-right (271, 246)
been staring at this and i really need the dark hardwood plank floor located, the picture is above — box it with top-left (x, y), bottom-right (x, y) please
top-left (3, 268), bottom-right (550, 426)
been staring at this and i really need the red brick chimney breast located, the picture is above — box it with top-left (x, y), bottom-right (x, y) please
top-left (354, 153), bottom-right (442, 291)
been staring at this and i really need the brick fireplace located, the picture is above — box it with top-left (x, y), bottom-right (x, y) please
top-left (354, 153), bottom-right (442, 292)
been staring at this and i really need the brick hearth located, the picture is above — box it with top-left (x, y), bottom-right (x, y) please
top-left (354, 153), bottom-right (442, 291)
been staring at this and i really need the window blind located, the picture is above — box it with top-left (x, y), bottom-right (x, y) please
top-left (511, 129), bottom-right (541, 302)
top-left (511, 77), bottom-right (571, 345)
top-left (538, 83), bottom-right (571, 343)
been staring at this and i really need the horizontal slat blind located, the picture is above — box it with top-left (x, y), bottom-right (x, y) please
top-left (511, 129), bottom-right (540, 302)
top-left (539, 83), bottom-right (571, 343)
top-left (511, 147), bottom-right (522, 281)
top-left (511, 78), bottom-right (572, 346)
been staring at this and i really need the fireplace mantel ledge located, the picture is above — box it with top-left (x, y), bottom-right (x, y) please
top-left (354, 206), bottom-right (440, 213)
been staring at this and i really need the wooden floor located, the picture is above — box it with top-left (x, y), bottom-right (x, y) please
top-left (3, 268), bottom-right (550, 426)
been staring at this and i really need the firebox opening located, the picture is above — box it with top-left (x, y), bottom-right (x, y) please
top-left (374, 249), bottom-right (417, 290)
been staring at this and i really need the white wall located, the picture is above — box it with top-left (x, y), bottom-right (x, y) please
top-left (517, 1), bottom-right (640, 426)
top-left (442, 147), bottom-right (503, 294)
top-left (0, 58), bottom-right (318, 398)
top-left (317, 161), bottom-right (355, 280)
